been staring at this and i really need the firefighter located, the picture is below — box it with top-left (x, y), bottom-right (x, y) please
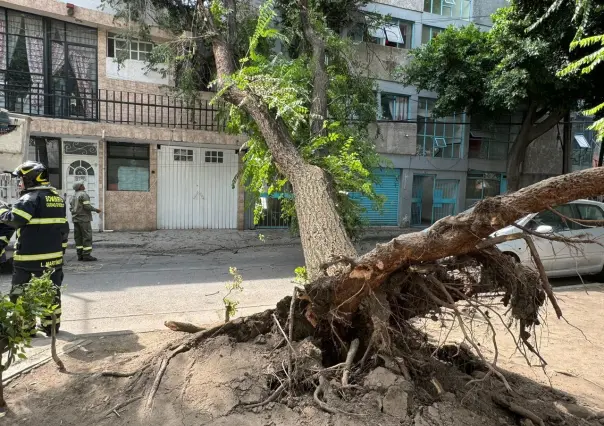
top-left (0, 161), bottom-right (69, 336)
top-left (0, 222), bottom-right (14, 274)
top-left (70, 182), bottom-right (101, 261)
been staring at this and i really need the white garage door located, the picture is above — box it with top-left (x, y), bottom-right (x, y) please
top-left (157, 146), bottom-right (239, 229)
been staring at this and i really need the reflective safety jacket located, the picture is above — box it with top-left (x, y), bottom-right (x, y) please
top-left (0, 186), bottom-right (69, 271)
top-left (0, 223), bottom-right (14, 259)
top-left (70, 186), bottom-right (98, 223)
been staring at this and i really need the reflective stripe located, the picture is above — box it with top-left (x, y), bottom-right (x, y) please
top-left (1, 249), bottom-right (5, 256)
top-left (12, 208), bottom-right (32, 221)
top-left (83, 247), bottom-right (92, 251)
top-left (82, 201), bottom-right (90, 205)
top-left (13, 251), bottom-right (63, 261)
top-left (62, 242), bottom-right (68, 248)
top-left (0, 208), bottom-right (7, 215)
top-left (76, 246), bottom-right (84, 249)
top-left (28, 218), bottom-right (67, 225)
top-left (0, 236), bottom-right (8, 243)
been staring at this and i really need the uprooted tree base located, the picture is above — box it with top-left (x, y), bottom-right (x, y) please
top-left (8, 171), bottom-right (604, 424)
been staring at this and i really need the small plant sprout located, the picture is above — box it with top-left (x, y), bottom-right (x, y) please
top-left (223, 267), bottom-right (244, 323)
top-left (293, 266), bottom-right (308, 285)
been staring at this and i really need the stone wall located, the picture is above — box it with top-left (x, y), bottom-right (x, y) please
top-left (353, 43), bottom-right (410, 82)
top-left (370, 122), bottom-right (417, 155)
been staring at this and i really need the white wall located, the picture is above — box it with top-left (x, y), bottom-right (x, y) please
top-left (106, 58), bottom-right (172, 86)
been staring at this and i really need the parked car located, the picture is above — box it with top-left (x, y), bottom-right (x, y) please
top-left (477, 200), bottom-right (604, 279)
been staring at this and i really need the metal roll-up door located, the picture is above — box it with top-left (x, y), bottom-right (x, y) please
top-left (352, 169), bottom-right (400, 226)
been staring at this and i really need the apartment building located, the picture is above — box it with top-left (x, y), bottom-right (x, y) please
top-left (0, 0), bottom-right (245, 231)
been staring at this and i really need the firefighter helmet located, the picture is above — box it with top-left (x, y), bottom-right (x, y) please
top-left (12, 161), bottom-right (50, 189)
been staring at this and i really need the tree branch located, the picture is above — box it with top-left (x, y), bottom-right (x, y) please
top-left (529, 109), bottom-right (567, 141)
top-left (298, 0), bottom-right (328, 137)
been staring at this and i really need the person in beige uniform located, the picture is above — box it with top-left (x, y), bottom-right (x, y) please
top-left (70, 182), bottom-right (101, 261)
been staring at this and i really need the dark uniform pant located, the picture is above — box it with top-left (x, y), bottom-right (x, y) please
top-left (11, 267), bottom-right (63, 334)
top-left (74, 221), bottom-right (93, 257)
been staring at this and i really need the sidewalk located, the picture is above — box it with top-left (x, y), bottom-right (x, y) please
top-left (64, 227), bottom-right (414, 253)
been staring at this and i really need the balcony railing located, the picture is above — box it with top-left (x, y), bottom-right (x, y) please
top-left (0, 84), bottom-right (226, 132)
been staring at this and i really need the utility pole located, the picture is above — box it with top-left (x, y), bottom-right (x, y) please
top-left (599, 140), bottom-right (604, 167)
top-left (562, 112), bottom-right (572, 174)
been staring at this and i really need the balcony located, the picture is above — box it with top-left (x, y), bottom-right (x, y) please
top-left (0, 84), bottom-right (226, 132)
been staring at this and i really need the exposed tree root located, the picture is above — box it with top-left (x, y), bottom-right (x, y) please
top-left (50, 314), bottom-right (65, 372)
top-left (314, 375), bottom-right (337, 414)
top-left (105, 396), bottom-right (143, 418)
top-left (492, 393), bottom-right (545, 426)
top-left (164, 321), bottom-right (206, 333)
top-left (145, 344), bottom-right (189, 411)
top-left (342, 338), bottom-right (359, 387)
top-left (243, 384), bottom-right (285, 409)
top-left (101, 370), bottom-right (140, 378)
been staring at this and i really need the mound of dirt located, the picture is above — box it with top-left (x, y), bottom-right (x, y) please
top-left (4, 324), bottom-right (604, 426)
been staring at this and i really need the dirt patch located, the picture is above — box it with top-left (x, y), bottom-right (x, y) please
top-left (3, 287), bottom-right (604, 426)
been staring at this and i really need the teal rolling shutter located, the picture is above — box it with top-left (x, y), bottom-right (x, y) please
top-left (351, 169), bottom-right (400, 226)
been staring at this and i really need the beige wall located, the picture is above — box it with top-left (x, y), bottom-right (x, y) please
top-left (104, 141), bottom-right (158, 231)
top-left (370, 122), bottom-right (417, 155)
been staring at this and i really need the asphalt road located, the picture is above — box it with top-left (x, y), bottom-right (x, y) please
top-left (0, 243), bottom-right (597, 338)
top-left (0, 245), bottom-right (305, 336)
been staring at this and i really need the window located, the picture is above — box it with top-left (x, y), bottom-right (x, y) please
top-left (576, 204), bottom-right (604, 221)
top-left (424, 0), bottom-right (471, 19)
top-left (421, 26), bottom-right (443, 44)
top-left (205, 151), bottom-right (223, 163)
top-left (174, 148), bottom-right (193, 162)
top-left (468, 131), bottom-right (509, 161)
top-left (107, 142), bottom-right (150, 191)
top-left (465, 172), bottom-right (502, 209)
top-left (28, 137), bottom-right (62, 189)
top-left (365, 18), bottom-right (414, 49)
top-left (528, 204), bottom-right (580, 232)
top-left (107, 33), bottom-right (154, 62)
top-left (416, 97), bottom-right (465, 158)
top-left (0, 8), bottom-right (98, 119)
top-left (379, 93), bottom-right (409, 121)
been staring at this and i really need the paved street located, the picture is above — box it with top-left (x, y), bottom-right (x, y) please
top-left (0, 244), bottom-right (305, 336)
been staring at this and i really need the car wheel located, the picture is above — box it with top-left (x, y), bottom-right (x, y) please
top-left (593, 263), bottom-right (604, 282)
top-left (503, 252), bottom-right (520, 263)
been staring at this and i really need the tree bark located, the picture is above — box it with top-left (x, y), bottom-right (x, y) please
top-left (506, 106), bottom-right (567, 192)
top-left (306, 167), bottom-right (604, 318)
top-left (204, 1), bottom-right (356, 276)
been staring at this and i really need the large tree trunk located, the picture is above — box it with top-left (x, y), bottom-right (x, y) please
top-left (506, 106), bottom-right (567, 192)
top-left (292, 165), bottom-right (356, 279)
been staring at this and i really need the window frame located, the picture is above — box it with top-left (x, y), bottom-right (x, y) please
top-left (174, 148), bottom-right (194, 162)
top-left (204, 150), bottom-right (224, 164)
top-left (575, 203), bottom-right (604, 224)
top-left (421, 25), bottom-right (444, 44)
top-left (107, 32), bottom-right (154, 62)
top-left (379, 92), bottom-right (410, 121)
top-left (416, 97), bottom-right (465, 159)
top-left (106, 141), bottom-right (151, 192)
top-left (423, 0), bottom-right (471, 19)
top-left (365, 18), bottom-right (414, 49)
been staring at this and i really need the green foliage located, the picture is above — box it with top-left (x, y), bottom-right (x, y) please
top-left (293, 266), bottom-right (308, 285)
top-left (224, 0), bottom-right (382, 238)
top-left (0, 270), bottom-right (57, 371)
top-left (222, 267), bottom-right (244, 322)
top-left (399, 1), bottom-right (600, 124)
top-left (556, 2), bottom-right (604, 140)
